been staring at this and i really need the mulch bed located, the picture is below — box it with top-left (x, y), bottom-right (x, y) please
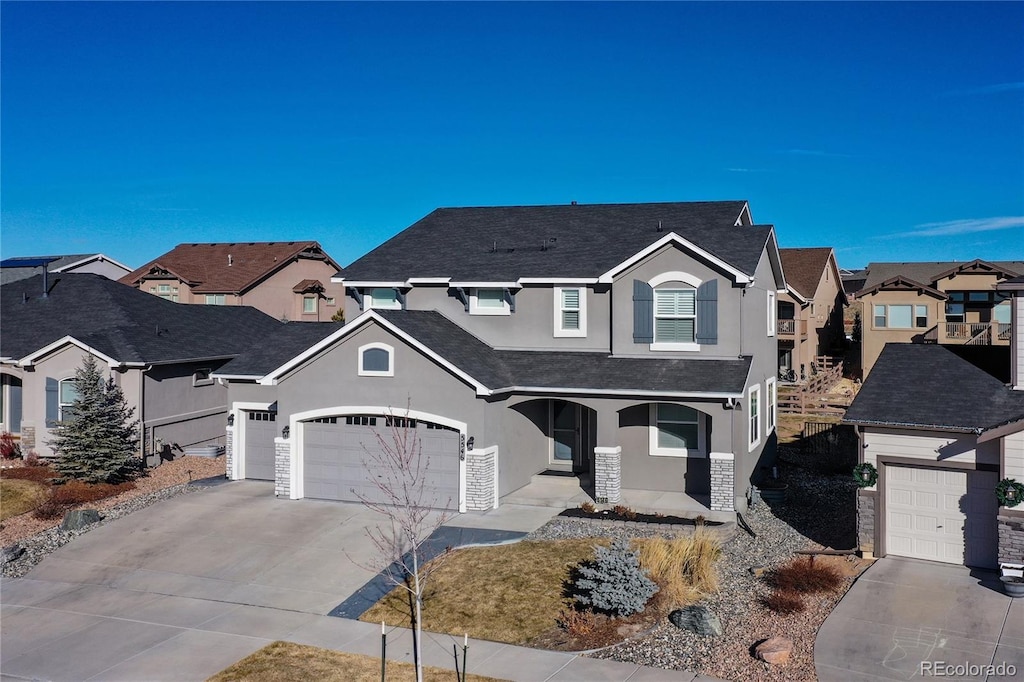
top-left (558, 507), bottom-right (726, 527)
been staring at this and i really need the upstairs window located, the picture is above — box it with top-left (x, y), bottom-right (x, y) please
top-left (59, 378), bottom-right (79, 421)
top-left (655, 288), bottom-right (696, 344)
top-left (554, 287), bottom-right (586, 337)
top-left (767, 290), bottom-right (777, 336)
top-left (303, 296), bottom-right (317, 314)
top-left (193, 369), bottom-right (213, 387)
top-left (469, 288), bottom-right (510, 315)
top-left (358, 342), bottom-right (394, 377)
top-left (205, 294), bottom-right (226, 305)
top-left (748, 385), bottom-right (761, 449)
top-left (368, 288), bottom-right (401, 310)
top-left (874, 304), bottom-right (926, 329)
top-left (151, 284), bottom-right (179, 302)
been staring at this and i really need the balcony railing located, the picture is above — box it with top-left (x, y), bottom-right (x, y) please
top-left (777, 318), bottom-right (806, 336)
top-left (942, 321), bottom-right (1010, 346)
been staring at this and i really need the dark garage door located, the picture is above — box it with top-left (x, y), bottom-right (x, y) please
top-left (303, 416), bottom-right (460, 508)
top-left (244, 411), bottom-right (277, 480)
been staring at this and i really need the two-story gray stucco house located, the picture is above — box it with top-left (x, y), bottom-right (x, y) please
top-left (215, 201), bottom-right (786, 515)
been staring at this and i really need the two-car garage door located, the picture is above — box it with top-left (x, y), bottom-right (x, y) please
top-left (885, 466), bottom-right (998, 568)
top-left (303, 416), bottom-right (461, 508)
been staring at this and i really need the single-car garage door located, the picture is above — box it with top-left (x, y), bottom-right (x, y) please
top-left (886, 466), bottom-right (998, 568)
top-left (303, 416), bottom-right (461, 508)
top-left (244, 411), bottom-right (277, 480)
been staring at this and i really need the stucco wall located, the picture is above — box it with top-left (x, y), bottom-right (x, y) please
top-left (859, 290), bottom-right (943, 377)
top-left (239, 257), bottom-right (344, 322)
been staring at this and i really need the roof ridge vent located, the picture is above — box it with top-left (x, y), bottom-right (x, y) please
top-left (657, 220), bottom-right (663, 232)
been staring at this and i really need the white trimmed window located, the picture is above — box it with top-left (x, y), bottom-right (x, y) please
top-left (765, 377), bottom-right (776, 432)
top-left (193, 369), bottom-right (213, 387)
top-left (151, 283), bottom-right (179, 302)
top-left (554, 287), bottom-right (586, 337)
top-left (654, 288), bottom-right (697, 344)
top-left (469, 288), bottom-right (510, 315)
top-left (303, 296), bottom-right (317, 314)
top-left (649, 403), bottom-right (705, 457)
top-left (873, 304), bottom-right (926, 329)
top-left (767, 290), bottom-right (776, 336)
top-left (358, 342), bottom-right (394, 377)
top-left (367, 288), bottom-right (401, 310)
top-left (205, 294), bottom-right (226, 305)
top-left (748, 385), bottom-right (761, 450)
top-left (58, 378), bottom-right (79, 421)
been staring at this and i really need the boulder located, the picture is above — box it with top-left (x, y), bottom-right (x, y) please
top-left (749, 566), bottom-right (767, 578)
top-left (60, 509), bottom-right (102, 531)
top-left (755, 636), bottom-right (793, 666)
top-left (1, 543), bottom-right (25, 566)
top-left (668, 605), bottom-right (723, 637)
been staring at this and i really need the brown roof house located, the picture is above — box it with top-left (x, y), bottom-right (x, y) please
top-left (776, 248), bottom-right (847, 382)
top-left (121, 241), bottom-right (344, 322)
top-left (855, 259), bottom-right (1024, 378)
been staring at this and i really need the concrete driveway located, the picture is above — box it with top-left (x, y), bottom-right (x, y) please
top-left (815, 557), bottom-right (1024, 681)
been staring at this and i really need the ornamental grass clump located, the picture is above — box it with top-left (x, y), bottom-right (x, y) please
top-left (573, 538), bottom-right (658, 617)
top-left (636, 529), bottom-right (722, 607)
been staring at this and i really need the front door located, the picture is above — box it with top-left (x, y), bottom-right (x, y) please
top-left (551, 400), bottom-right (580, 471)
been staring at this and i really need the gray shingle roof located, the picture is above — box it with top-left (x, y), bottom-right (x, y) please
top-left (860, 261), bottom-right (1024, 291)
top-left (340, 201), bottom-right (769, 281)
top-left (214, 322), bottom-right (341, 376)
top-left (843, 344), bottom-right (1024, 432)
top-left (1, 273), bottom-right (283, 363)
top-left (220, 309), bottom-right (752, 396)
top-left (1, 255), bottom-right (99, 285)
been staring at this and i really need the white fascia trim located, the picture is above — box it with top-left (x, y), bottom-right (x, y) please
top-left (597, 232), bottom-right (751, 285)
top-left (210, 373), bottom-right (263, 381)
top-left (18, 335), bottom-right (123, 369)
top-left (407, 277), bottom-right (452, 285)
top-left (490, 386), bottom-right (743, 399)
top-left (450, 281), bottom-right (521, 289)
top-left (259, 310), bottom-right (492, 396)
top-left (53, 254), bottom-right (133, 273)
top-left (519, 277), bottom-right (600, 285)
top-left (785, 285), bottom-right (809, 304)
top-left (229, 400), bottom-right (276, 480)
top-left (339, 281), bottom-right (406, 288)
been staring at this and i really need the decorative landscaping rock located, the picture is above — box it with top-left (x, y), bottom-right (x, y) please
top-left (749, 566), bottom-right (767, 578)
top-left (668, 605), bottom-right (723, 637)
top-left (755, 636), bottom-right (793, 665)
top-left (1, 543), bottom-right (25, 566)
top-left (60, 509), bottom-right (102, 531)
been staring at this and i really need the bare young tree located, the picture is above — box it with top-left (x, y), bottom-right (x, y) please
top-left (351, 405), bottom-right (457, 682)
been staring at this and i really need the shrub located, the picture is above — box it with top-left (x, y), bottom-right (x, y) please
top-left (612, 505), bottom-right (638, 520)
top-left (579, 501), bottom-right (596, 514)
top-left (24, 450), bottom-right (42, 466)
top-left (0, 431), bottom-right (21, 459)
top-left (760, 589), bottom-right (805, 614)
top-left (1, 464), bottom-right (56, 483)
top-left (573, 538), bottom-right (658, 617)
top-left (557, 606), bottom-right (601, 638)
top-left (636, 528), bottom-right (722, 605)
top-left (765, 556), bottom-right (844, 594)
top-left (33, 480), bottom-right (135, 519)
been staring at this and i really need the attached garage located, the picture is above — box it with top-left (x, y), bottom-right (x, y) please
top-left (302, 414), bottom-right (462, 509)
top-left (242, 410), bottom-right (277, 480)
top-left (885, 465), bottom-right (998, 568)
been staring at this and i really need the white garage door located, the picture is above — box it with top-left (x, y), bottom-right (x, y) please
top-left (244, 411), bottom-right (278, 480)
top-left (303, 416), bottom-right (460, 509)
top-left (886, 466), bottom-right (998, 568)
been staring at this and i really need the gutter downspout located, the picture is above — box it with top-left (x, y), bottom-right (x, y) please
top-left (139, 365), bottom-right (152, 471)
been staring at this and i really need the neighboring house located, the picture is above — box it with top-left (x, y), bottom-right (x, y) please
top-left (839, 267), bottom-right (867, 299)
top-left (776, 248), bottom-right (847, 381)
top-left (216, 201), bottom-right (786, 515)
top-left (0, 273), bottom-right (283, 463)
top-left (855, 259), bottom-right (1024, 378)
top-left (843, 274), bottom-right (1024, 569)
top-left (0, 254), bottom-right (132, 285)
top-left (120, 241), bottom-right (345, 322)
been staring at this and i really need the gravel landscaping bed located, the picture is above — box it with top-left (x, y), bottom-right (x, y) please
top-left (1, 456), bottom-right (227, 579)
top-left (530, 456), bottom-right (862, 681)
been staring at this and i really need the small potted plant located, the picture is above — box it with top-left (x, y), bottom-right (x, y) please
top-left (1001, 563), bottom-right (1024, 598)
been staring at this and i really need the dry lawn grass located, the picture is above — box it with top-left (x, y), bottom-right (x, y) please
top-left (361, 539), bottom-right (603, 645)
top-left (207, 641), bottom-right (506, 682)
top-left (0, 479), bottom-right (50, 521)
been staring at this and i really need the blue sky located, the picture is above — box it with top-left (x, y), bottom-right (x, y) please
top-left (2, 2), bottom-right (1022, 270)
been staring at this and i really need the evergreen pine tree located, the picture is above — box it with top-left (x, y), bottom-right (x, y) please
top-left (48, 356), bottom-right (140, 483)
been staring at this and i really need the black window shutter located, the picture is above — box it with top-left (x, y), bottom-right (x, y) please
top-left (696, 279), bottom-right (718, 344)
top-left (45, 377), bottom-right (59, 426)
top-left (633, 279), bottom-right (654, 343)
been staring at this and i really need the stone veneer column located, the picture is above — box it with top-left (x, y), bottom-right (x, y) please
top-left (998, 510), bottom-right (1024, 565)
top-left (224, 425), bottom-right (235, 480)
top-left (464, 446), bottom-right (498, 511)
top-left (20, 426), bottom-right (36, 452)
top-left (594, 446), bottom-right (621, 504)
top-left (274, 437), bottom-right (291, 498)
top-left (709, 452), bottom-right (735, 512)
top-left (857, 490), bottom-right (876, 557)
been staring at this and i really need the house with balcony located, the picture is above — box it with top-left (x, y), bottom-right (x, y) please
top-left (776, 247), bottom-right (847, 381)
top-left (215, 201), bottom-right (786, 517)
top-left (855, 259), bottom-right (1023, 378)
top-left (120, 241), bottom-right (345, 322)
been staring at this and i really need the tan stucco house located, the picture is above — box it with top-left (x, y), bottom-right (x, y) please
top-left (776, 247), bottom-right (847, 381)
top-left (121, 241), bottom-right (344, 322)
top-left (855, 259), bottom-right (1024, 378)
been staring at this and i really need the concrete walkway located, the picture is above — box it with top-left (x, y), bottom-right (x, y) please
top-left (815, 557), bottom-right (1024, 681)
top-left (0, 480), bottom-right (717, 681)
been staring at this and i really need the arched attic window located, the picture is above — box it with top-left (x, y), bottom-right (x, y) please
top-left (358, 342), bottom-right (394, 377)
